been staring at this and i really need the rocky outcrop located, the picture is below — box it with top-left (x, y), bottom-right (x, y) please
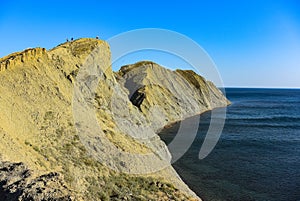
top-left (0, 38), bottom-right (203, 200)
top-left (0, 48), bottom-right (47, 71)
top-left (0, 161), bottom-right (73, 201)
top-left (117, 61), bottom-right (230, 131)
top-left (0, 38), bottom-right (229, 200)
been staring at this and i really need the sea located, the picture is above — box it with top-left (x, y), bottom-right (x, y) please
top-left (159, 88), bottom-right (300, 201)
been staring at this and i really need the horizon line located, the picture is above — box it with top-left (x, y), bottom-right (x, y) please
top-left (221, 86), bottom-right (300, 89)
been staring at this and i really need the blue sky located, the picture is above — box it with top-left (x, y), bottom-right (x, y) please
top-left (1, 0), bottom-right (299, 88)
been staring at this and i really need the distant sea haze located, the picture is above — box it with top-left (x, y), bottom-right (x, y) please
top-left (160, 88), bottom-right (300, 201)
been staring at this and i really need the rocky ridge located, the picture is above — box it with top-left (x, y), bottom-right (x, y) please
top-left (117, 61), bottom-right (230, 132)
top-left (0, 38), bottom-right (229, 200)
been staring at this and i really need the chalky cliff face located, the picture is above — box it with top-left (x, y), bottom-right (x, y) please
top-left (0, 38), bottom-right (229, 200)
top-left (117, 61), bottom-right (230, 132)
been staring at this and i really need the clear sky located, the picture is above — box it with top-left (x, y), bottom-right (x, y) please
top-left (1, 0), bottom-right (299, 88)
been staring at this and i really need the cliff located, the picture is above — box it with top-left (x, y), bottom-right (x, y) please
top-left (0, 38), bottom-right (229, 200)
top-left (117, 61), bottom-right (230, 132)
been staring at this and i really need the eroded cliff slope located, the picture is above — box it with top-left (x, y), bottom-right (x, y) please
top-left (0, 38), bottom-right (203, 200)
top-left (0, 38), bottom-right (229, 200)
top-left (117, 61), bottom-right (230, 131)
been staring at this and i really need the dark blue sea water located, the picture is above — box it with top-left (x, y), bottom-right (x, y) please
top-left (159, 88), bottom-right (300, 201)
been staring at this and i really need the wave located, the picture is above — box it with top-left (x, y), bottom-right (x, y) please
top-left (226, 116), bottom-right (300, 122)
top-left (224, 122), bottom-right (300, 130)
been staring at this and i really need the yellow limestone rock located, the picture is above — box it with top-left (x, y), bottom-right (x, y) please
top-left (0, 38), bottom-right (208, 200)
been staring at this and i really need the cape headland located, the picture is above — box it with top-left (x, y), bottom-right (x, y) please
top-left (0, 38), bottom-right (230, 200)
